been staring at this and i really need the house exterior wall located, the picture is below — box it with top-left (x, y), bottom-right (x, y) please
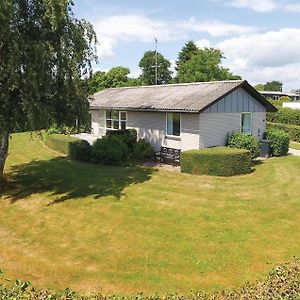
top-left (91, 110), bottom-right (99, 137)
top-left (199, 88), bottom-right (266, 148)
top-left (127, 111), bottom-right (199, 151)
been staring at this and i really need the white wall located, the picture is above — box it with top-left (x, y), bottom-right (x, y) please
top-left (283, 102), bottom-right (300, 110)
top-left (199, 112), bottom-right (265, 148)
top-left (91, 110), bottom-right (99, 137)
top-left (127, 111), bottom-right (199, 151)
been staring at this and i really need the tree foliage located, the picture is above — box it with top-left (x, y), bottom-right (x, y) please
top-left (139, 51), bottom-right (172, 85)
top-left (176, 41), bottom-right (199, 71)
top-left (86, 68), bottom-right (141, 94)
top-left (177, 48), bottom-right (241, 83)
top-left (0, 0), bottom-right (97, 178)
top-left (256, 81), bottom-right (283, 92)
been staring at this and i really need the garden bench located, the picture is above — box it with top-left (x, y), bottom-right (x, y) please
top-left (156, 146), bottom-right (181, 166)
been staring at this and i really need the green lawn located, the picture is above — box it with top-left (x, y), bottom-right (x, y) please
top-left (1, 132), bottom-right (300, 295)
top-left (290, 141), bottom-right (300, 151)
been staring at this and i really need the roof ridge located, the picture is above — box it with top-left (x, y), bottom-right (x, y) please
top-left (100, 80), bottom-right (245, 92)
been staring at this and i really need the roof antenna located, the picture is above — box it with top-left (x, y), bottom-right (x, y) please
top-left (152, 37), bottom-right (159, 85)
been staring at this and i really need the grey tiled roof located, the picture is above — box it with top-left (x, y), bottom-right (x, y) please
top-left (90, 80), bottom-right (277, 113)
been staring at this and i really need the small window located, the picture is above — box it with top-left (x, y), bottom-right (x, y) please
top-left (167, 113), bottom-right (180, 136)
top-left (241, 113), bottom-right (252, 134)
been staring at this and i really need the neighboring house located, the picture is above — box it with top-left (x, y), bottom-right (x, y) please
top-left (260, 91), bottom-right (300, 102)
top-left (90, 80), bottom-right (276, 152)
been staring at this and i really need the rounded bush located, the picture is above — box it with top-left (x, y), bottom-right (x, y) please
top-left (267, 122), bottom-right (300, 143)
top-left (132, 139), bottom-right (154, 161)
top-left (181, 146), bottom-right (252, 177)
top-left (227, 132), bottom-right (260, 158)
top-left (90, 135), bottom-right (129, 165)
top-left (266, 129), bottom-right (290, 156)
top-left (106, 129), bottom-right (137, 149)
top-left (68, 140), bottom-right (91, 162)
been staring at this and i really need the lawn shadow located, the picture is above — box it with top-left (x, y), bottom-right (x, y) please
top-left (3, 157), bottom-right (155, 205)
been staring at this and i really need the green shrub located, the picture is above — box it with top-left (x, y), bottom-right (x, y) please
top-left (267, 122), bottom-right (300, 143)
top-left (266, 129), bottom-right (290, 156)
top-left (44, 134), bottom-right (79, 155)
top-left (90, 135), bottom-right (129, 165)
top-left (106, 129), bottom-right (137, 149)
top-left (69, 140), bottom-right (91, 162)
top-left (132, 139), bottom-right (154, 161)
top-left (181, 147), bottom-right (252, 177)
top-left (267, 107), bottom-right (300, 126)
top-left (227, 132), bottom-right (260, 158)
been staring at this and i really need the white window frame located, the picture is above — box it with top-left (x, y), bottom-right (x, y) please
top-left (240, 112), bottom-right (253, 134)
top-left (99, 110), bottom-right (127, 134)
top-left (166, 112), bottom-right (181, 138)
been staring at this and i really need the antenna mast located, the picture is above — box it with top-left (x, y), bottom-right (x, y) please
top-left (154, 37), bottom-right (158, 85)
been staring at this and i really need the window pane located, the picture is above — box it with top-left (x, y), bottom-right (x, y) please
top-left (242, 113), bottom-right (251, 134)
top-left (167, 113), bottom-right (173, 135)
top-left (121, 112), bottom-right (127, 121)
top-left (113, 120), bottom-right (119, 129)
top-left (112, 111), bottom-right (119, 120)
top-left (173, 113), bottom-right (180, 136)
top-left (106, 120), bottom-right (112, 129)
top-left (121, 121), bottom-right (126, 130)
top-left (106, 110), bottom-right (112, 119)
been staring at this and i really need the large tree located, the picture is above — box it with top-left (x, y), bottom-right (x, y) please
top-left (177, 48), bottom-right (241, 83)
top-left (264, 81), bottom-right (283, 92)
top-left (86, 67), bottom-right (141, 94)
top-left (139, 51), bottom-right (172, 85)
top-left (176, 41), bottom-right (199, 71)
top-left (0, 0), bottom-right (97, 180)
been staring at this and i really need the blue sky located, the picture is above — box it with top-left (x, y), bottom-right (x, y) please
top-left (74, 0), bottom-right (300, 91)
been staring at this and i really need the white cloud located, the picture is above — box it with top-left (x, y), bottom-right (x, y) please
top-left (94, 15), bottom-right (177, 58)
top-left (195, 39), bottom-right (213, 48)
top-left (227, 0), bottom-right (278, 12)
top-left (196, 28), bottom-right (300, 90)
top-left (179, 18), bottom-right (257, 37)
top-left (284, 3), bottom-right (300, 12)
top-left (218, 28), bottom-right (300, 68)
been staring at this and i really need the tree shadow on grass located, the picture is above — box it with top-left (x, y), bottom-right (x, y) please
top-left (3, 157), bottom-right (155, 205)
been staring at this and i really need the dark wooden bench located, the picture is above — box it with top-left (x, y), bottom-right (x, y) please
top-left (155, 146), bottom-right (181, 166)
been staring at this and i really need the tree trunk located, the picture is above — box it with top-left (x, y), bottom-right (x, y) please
top-left (0, 132), bottom-right (9, 182)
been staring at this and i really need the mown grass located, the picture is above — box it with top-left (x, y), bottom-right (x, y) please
top-left (290, 141), bottom-right (300, 150)
top-left (0, 132), bottom-right (300, 295)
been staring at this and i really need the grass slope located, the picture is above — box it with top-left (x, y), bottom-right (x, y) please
top-left (0, 132), bottom-right (300, 295)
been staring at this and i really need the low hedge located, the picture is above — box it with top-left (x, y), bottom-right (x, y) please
top-left (267, 122), bottom-right (300, 143)
top-left (265, 129), bottom-right (290, 156)
top-left (43, 134), bottom-right (79, 155)
top-left (1, 259), bottom-right (299, 299)
top-left (69, 140), bottom-right (91, 162)
top-left (267, 107), bottom-right (300, 126)
top-left (181, 146), bottom-right (252, 177)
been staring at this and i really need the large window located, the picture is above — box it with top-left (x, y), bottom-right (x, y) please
top-left (241, 112), bottom-right (252, 134)
top-left (105, 110), bottom-right (127, 130)
top-left (166, 113), bottom-right (180, 136)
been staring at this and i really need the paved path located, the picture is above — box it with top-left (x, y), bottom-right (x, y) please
top-left (71, 133), bottom-right (97, 145)
top-left (289, 148), bottom-right (300, 156)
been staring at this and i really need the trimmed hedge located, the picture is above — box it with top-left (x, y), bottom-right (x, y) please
top-left (1, 259), bottom-right (299, 299)
top-left (69, 140), bottom-right (91, 162)
top-left (132, 139), bottom-right (154, 161)
top-left (266, 129), bottom-right (290, 156)
top-left (44, 134), bottom-right (79, 155)
top-left (106, 129), bottom-right (137, 150)
top-left (267, 107), bottom-right (300, 126)
top-left (227, 132), bottom-right (260, 158)
top-left (90, 135), bottom-right (130, 165)
top-left (181, 146), bottom-right (252, 177)
top-left (267, 122), bottom-right (300, 143)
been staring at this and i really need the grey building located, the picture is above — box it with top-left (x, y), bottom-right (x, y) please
top-left (260, 91), bottom-right (300, 102)
top-left (90, 80), bottom-right (276, 152)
